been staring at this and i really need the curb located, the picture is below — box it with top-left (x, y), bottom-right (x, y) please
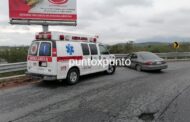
top-left (0, 74), bottom-right (26, 81)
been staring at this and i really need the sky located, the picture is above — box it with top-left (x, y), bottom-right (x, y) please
top-left (1, 0), bottom-right (190, 46)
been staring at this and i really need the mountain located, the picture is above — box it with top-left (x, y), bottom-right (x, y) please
top-left (136, 36), bottom-right (190, 43)
top-left (134, 42), bottom-right (168, 47)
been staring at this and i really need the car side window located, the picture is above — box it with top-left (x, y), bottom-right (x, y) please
top-left (127, 54), bottom-right (132, 59)
top-left (99, 45), bottom-right (109, 55)
top-left (131, 54), bottom-right (138, 59)
top-left (89, 44), bottom-right (98, 55)
top-left (139, 54), bottom-right (144, 60)
top-left (81, 43), bottom-right (90, 55)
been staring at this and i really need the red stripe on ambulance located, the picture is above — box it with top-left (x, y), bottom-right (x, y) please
top-left (52, 48), bottom-right (57, 57)
top-left (28, 56), bottom-right (83, 62)
top-left (28, 56), bottom-right (52, 62)
top-left (57, 56), bottom-right (83, 62)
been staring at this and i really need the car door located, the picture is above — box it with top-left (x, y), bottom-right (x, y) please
top-left (28, 41), bottom-right (54, 76)
top-left (98, 44), bottom-right (110, 71)
top-left (89, 43), bottom-right (99, 72)
top-left (81, 43), bottom-right (92, 74)
top-left (130, 53), bottom-right (138, 69)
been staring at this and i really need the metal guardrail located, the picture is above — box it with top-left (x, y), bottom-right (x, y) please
top-left (114, 52), bottom-right (190, 59)
top-left (156, 52), bottom-right (190, 59)
top-left (0, 62), bottom-right (27, 74)
top-left (0, 52), bottom-right (190, 74)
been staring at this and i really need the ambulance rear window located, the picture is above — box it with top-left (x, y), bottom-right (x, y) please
top-left (39, 42), bottom-right (51, 56)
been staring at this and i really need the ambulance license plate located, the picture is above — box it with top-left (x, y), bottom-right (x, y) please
top-left (39, 62), bottom-right (47, 67)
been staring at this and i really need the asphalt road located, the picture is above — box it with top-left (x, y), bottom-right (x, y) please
top-left (0, 62), bottom-right (190, 122)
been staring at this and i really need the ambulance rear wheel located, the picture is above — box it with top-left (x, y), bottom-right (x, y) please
top-left (66, 68), bottom-right (80, 85)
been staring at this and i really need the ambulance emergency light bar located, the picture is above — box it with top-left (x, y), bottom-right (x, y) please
top-left (35, 32), bottom-right (97, 43)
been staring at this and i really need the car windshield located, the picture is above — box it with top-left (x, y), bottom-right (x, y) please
top-left (139, 52), bottom-right (160, 60)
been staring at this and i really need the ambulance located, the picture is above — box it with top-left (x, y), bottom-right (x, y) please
top-left (27, 31), bottom-right (116, 85)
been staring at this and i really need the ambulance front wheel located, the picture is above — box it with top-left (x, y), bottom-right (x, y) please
top-left (106, 65), bottom-right (116, 75)
top-left (66, 68), bottom-right (80, 85)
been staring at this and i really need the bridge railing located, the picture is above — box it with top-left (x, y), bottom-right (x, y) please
top-left (114, 52), bottom-right (190, 59)
top-left (156, 52), bottom-right (190, 59)
top-left (0, 62), bottom-right (27, 74)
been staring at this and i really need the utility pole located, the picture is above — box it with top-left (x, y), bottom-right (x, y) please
top-left (42, 25), bottom-right (49, 32)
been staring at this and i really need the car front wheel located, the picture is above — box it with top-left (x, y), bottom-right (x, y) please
top-left (106, 65), bottom-right (116, 75)
top-left (66, 68), bottom-right (80, 85)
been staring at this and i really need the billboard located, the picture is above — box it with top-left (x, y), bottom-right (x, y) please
top-left (9, 0), bottom-right (77, 25)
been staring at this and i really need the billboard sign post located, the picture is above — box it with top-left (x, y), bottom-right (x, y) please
top-left (9, 0), bottom-right (77, 31)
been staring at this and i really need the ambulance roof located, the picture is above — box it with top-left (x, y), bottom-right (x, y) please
top-left (37, 31), bottom-right (98, 38)
top-left (35, 31), bottom-right (99, 43)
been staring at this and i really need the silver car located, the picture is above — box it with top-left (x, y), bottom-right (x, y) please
top-left (127, 52), bottom-right (168, 71)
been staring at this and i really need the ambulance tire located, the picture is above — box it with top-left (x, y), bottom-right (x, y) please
top-left (106, 65), bottom-right (116, 75)
top-left (66, 68), bottom-right (80, 85)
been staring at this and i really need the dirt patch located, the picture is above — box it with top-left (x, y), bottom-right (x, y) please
top-left (0, 76), bottom-right (40, 89)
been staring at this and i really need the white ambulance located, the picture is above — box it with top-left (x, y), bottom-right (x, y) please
top-left (27, 31), bottom-right (116, 85)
